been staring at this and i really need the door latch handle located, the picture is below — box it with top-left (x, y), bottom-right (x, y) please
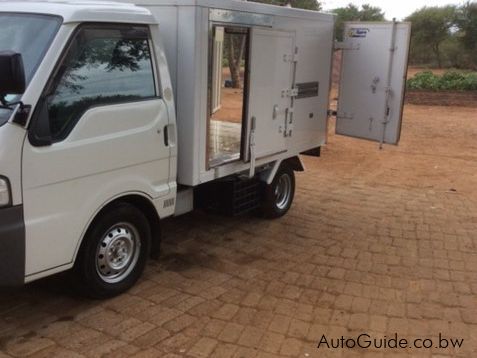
top-left (163, 124), bottom-right (176, 147)
top-left (164, 126), bottom-right (169, 146)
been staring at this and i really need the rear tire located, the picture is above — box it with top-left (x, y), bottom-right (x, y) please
top-left (74, 203), bottom-right (151, 299)
top-left (261, 164), bottom-right (295, 219)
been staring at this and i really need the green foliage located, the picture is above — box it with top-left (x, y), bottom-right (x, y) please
top-left (249, 0), bottom-right (321, 11)
top-left (407, 71), bottom-right (442, 91)
top-left (405, 6), bottom-right (457, 68)
top-left (456, 1), bottom-right (477, 51)
top-left (455, 1), bottom-right (477, 69)
top-left (407, 70), bottom-right (477, 91)
top-left (406, 2), bottom-right (477, 69)
top-left (331, 4), bottom-right (385, 41)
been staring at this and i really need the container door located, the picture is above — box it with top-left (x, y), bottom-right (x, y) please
top-left (336, 21), bottom-right (411, 145)
top-left (245, 28), bottom-right (295, 161)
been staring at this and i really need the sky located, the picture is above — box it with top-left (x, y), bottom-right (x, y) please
top-left (322, 0), bottom-right (465, 20)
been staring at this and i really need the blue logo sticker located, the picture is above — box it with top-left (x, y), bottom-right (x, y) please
top-left (348, 28), bottom-right (370, 38)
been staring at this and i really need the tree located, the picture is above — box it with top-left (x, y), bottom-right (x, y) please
top-left (456, 1), bottom-right (477, 50)
top-left (332, 4), bottom-right (385, 41)
top-left (455, 1), bottom-right (477, 68)
top-left (405, 6), bottom-right (457, 68)
top-left (225, 32), bottom-right (247, 89)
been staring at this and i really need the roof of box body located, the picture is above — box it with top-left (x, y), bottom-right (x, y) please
top-left (127, 0), bottom-right (334, 21)
top-left (0, 0), bottom-right (334, 24)
top-left (0, 1), bottom-right (157, 24)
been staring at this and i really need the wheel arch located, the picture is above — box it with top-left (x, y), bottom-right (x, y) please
top-left (284, 156), bottom-right (305, 172)
top-left (73, 193), bottom-right (161, 265)
top-left (260, 156), bottom-right (305, 185)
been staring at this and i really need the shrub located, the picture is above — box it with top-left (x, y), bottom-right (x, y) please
top-left (407, 70), bottom-right (477, 91)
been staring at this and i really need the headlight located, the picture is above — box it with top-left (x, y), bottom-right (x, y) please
top-left (0, 177), bottom-right (11, 207)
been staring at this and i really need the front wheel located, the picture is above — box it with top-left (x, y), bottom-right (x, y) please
top-left (74, 203), bottom-right (151, 299)
top-left (261, 165), bottom-right (296, 219)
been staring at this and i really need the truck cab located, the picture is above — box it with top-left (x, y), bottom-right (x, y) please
top-left (1, 2), bottom-right (178, 296)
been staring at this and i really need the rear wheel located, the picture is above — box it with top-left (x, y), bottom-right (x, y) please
top-left (74, 203), bottom-right (151, 298)
top-left (261, 165), bottom-right (295, 219)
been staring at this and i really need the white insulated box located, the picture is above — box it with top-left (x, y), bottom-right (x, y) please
top-left (122, 0), bottom-right (335, 186)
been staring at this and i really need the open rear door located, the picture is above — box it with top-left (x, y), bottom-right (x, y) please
top-left (336, 21), bottom-right (411, 145)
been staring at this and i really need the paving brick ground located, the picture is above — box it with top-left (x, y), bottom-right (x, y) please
top-left (0, 104), bottom-right (476, 357)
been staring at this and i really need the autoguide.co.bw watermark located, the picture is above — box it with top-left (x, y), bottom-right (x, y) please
top-left (317, 333), bottom-right (464, 350)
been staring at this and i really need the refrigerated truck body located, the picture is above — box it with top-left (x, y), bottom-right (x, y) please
top-left (0, 0), bottom-right (410, 297)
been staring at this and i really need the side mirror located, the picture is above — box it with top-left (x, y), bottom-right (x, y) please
top-left (0, 51), bottom-right (26, 96)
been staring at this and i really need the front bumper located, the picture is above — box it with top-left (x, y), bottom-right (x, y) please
top-left (0, 205), bottom-right (25, 286)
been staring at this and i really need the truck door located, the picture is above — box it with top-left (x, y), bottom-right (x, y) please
top-left (22, 24), bottom-right (171, 276)
top-left (336, 21), bottom-right (411, 145)
top-left (245, 28), bottom-right (295, 161)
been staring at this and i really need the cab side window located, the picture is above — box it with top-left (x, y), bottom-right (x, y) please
top-left (47, 25), bottom-right (156, 141)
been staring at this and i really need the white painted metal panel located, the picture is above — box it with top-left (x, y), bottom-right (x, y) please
top-left (336, 22), bottom-right (411, 145)
top-left (289, 23), bottom-right (333, 152)
top-left (22, 100), bottom-right (171, 275)
top-left (1, 1), bottom-right (156, 24)
top-left (247, 28), bottom-right (295, 160)
top-left (130, 0), bottom-right (333, 22)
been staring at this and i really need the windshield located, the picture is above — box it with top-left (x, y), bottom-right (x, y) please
top-left (0, 13), bottom-right (61, 126)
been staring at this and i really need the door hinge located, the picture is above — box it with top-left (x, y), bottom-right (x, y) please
top-left (281, 88), bottom-right (299, 98)
top-left (283, 48), bottom-right (299, 63)
top-left (283, 54), bottom-right (293, 63)
top-left (292, 47), bottom-right (299, 62)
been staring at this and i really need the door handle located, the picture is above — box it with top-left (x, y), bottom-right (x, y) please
top-left (163, 125), bottom-right (169, 146)
top-left (163, 124), bottom-right (176, 147)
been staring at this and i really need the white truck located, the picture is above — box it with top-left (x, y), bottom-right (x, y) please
top-left (0, 0), bottom-right (410, 297)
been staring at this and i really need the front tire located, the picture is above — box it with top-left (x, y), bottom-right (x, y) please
top-left (74, 203), bottom-right (151, 299)
top-left (261, 164), bottom-right (296, 219)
